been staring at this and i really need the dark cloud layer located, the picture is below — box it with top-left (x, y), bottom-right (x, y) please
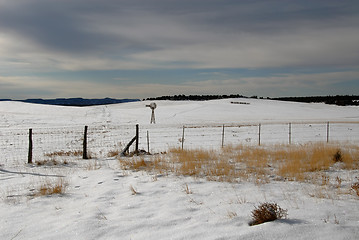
top-left (0, 0), bottom-right (358, 98)
top-left (1, 0), bottom-right (357, 54)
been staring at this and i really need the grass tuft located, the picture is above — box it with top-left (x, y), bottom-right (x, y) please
top-left (36, 179), bottom-right (66, 196)
top-left (108, 150), bottom-right (121, 157)
top-left (36, 159), bottom-right (68, 166)
top-left (130, 185), bottom-right (138, 195)
top-left (351, 180), bottom-right (359, 197)
top-left (44, 150), bottom-right (82, 157)
top-left (184, 183), bottom-right (192, 194)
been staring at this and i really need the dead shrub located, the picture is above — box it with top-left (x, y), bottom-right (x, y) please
top-left (333, 149), bottom-right (343, 163)
top-left (249, 202), bottom-right (287, 226)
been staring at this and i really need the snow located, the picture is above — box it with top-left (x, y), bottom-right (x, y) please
top-left (0, 98), bottom-right (359, 239)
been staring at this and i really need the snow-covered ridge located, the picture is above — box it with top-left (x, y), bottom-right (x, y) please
top-left (0, 98), bottom-right (358, 129)
top-left (0, 98), bottom-right (358, 240)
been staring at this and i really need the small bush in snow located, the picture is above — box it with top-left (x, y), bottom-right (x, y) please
top-left (249, 202), bottom-right (287, 226)
top-left (333, 149), bottom-right (343, 163)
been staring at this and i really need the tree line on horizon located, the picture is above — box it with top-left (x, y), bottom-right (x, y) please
top-left (145, 94), bottom-right (359, 106)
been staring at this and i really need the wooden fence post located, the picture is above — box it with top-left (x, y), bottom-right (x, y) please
top-left (258, 124), bottom-right (261, 146)
top-left (221, 125), bottom-right (225, 148)
top-left (135, 124), bottom-right (139, 154)
top-left (83, 126), bottom-right (88, 159)
top-left (289, 123), bottom-right (292, 145)
top-left (28, 128), bottom-right (33, 164)
top-left (182, 126), bottom-right (185, 150)
top-left (147, 130), bottom-right (150, 153)
top-left (326, 122), bottom-right (330, 143)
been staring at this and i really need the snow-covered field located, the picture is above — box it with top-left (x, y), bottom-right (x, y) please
top-left (0, 98), bottom-right (358, 239)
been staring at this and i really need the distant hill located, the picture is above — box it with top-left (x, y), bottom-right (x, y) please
top-left (145, 94), bottom-right (248, 101)
top-left (0, 98), bottom-right (140, 106)
top-left (145, 94), bottom-right (359, 106)
top-left (271, 95), bottom-right (359, 106)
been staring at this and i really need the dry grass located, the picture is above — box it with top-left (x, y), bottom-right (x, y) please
top-left (36, 159), bottom-right (68, 166)
top-left (227, 211), bottom-right (238, 219)
top-left (86, 160), bottom-right (101, 170)
top-left (184, 183), bottom-right (192, 194)
top-left (351, 180), bottom-right (359, 197)
top-left (108, 150), bottom-right (121, 157)
top-left (171, 148), bottom-right (241, 182)
top-left (118, 143), bottom-right (359, 186)
top-left (277, 143), bottom-right (359, 181)
top-left (36, 178), bottom-right (66, 196)
top-left (120, 157), bottom-right (151, 171)
top-left (44, 150), bottom-right (82, 157)
top-left (130, 185), bottom-right (138, 195)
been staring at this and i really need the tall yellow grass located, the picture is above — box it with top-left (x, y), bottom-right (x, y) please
top-left (118, 142), bottom-right (359, 184)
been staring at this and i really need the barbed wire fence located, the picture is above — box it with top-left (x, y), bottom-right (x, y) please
top-left (0, 122), bottom-right (358, 166)
top-left (142, 122), bottom-right (359, 153)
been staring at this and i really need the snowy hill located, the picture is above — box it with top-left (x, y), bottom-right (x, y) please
top-left (0, 98), bottom-right (358, 128)
top-left (0, 99), bottom-right (358, 239)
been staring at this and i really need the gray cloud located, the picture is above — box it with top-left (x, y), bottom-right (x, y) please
top-left (1, 0), bottom-right (358, 57)
top-left (0, 0), bottom-right (358, 98)
top-left (0, 0), bottom-right (156, 54)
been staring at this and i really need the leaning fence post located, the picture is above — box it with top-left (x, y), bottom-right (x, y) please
top-left (28, 128), bottom-right (33, 164)
top-left (83, 126), bottom-right (88, 159)
top-left (326, 122), bottom-right (330, 143)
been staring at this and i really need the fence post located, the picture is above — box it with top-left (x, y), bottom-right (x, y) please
top-left (326, 122), bottom-right (330, 143)
top-left (289, 123), bottom-right (292, 145)
top-left (83, 126), bottom-right (88, 159)
top-left (221, 125), bottom-right (225, 148)
top-left (28, 128), bottom-right (33, 164)
top-left (182, 126), bottom-right (185, 150)
top-left (147, 131), bottom-right (150, 153)
top-left (258, 124), bottom-right (261, 146)
top-left (135, 124), bottom-right (139, 154)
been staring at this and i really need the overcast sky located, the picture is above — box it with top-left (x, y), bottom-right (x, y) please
top-left (0, 0), bottom-right (358, 99)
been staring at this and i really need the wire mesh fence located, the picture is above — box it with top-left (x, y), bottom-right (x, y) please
top-left (1, 122), bottom-right (358, 165)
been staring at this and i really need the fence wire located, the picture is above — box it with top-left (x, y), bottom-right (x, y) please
top-left (1, 122), bottom-right (358, 165)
